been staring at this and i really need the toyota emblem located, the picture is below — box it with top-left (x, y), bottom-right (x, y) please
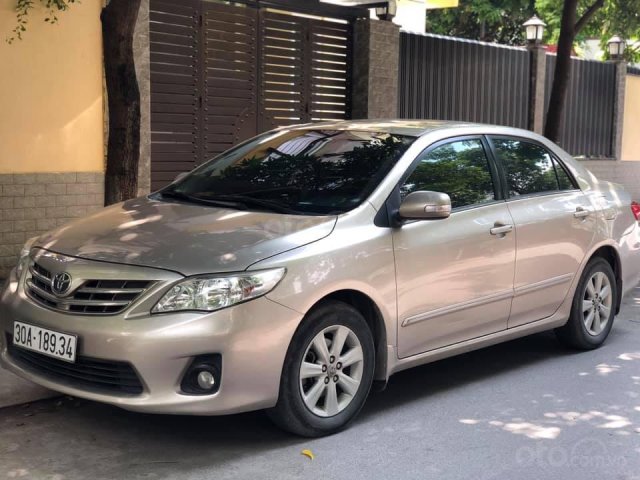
top-left (51, 272), bottom-right (72, 296)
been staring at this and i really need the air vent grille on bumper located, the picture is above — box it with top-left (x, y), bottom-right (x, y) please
top-left (26, 262), bottom-right (154, 315)
top-left (7, 335), bottom-right (144, 395)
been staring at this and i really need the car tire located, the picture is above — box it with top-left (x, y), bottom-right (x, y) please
top-left (555, 257), bottom-right (617, 350)
top-left (267, 300), bottom-right (375, 437)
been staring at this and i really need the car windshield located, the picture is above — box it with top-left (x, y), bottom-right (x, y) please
top-left (159, 129), bottom-right (417, 215)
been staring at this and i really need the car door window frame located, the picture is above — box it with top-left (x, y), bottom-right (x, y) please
top-left (552, 154), bottom-right (580, 191)
top-left (381, 135), bottom-right (505, 226)
top-left (485, 135), bottom-right (580, 201)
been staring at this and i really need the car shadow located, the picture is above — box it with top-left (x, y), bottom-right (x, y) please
top-left (360, 330), bottom-right (575, 419)
top-left (5, 288), bottom-right (640, 480)
top-left (2, 329), bottom-right (590, 479)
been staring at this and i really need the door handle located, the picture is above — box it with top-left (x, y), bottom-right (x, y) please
top-left (490, 223), bottom-right (513, 236)
top-left (574, 207), bottom-right (591, 219)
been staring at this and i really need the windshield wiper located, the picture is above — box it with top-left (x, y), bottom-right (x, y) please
top-left (160, 190), bottom-right (302, 214)
top-left (200, 194), bottom-right (303, 215)
top-left (159, 190), bottom-right (245, 209)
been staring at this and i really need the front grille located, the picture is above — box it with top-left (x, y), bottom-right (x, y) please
top-left (7, 335), bottom-right (144, 395)
top-left (26, 262), bottom-right (154, 315)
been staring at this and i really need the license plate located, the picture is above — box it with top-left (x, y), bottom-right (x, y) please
top-left (13, 321), bottom-right (77, 363)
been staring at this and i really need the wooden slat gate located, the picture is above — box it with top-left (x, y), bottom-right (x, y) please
top-left (149, 0), bottom-right (201, 189)
top-left (150, 0), bottom-right (353, 190)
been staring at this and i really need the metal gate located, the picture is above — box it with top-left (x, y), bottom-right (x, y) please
top-left (398, 33), bottom-right (530, 129)
top-left (544, 55), bottom-right (616, 158)
top-left (149, 0), bottom-right (355, 190)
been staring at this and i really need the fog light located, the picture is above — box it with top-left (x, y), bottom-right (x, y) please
top-left (180, 354), bottom-right (222, 395)
top-left (197, 370), bottom-right (216, 390)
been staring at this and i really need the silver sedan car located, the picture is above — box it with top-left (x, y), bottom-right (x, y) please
top-left (2, 120), bottom-right (640, 437)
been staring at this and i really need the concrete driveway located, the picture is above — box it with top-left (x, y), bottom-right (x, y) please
top-left (1, 285), bottom-right (639, 480)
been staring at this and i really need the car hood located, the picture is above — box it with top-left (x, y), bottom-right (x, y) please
top-left (35, 196), bottom-right (337, 276)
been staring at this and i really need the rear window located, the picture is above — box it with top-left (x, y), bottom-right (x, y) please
top-left (491, 138), bottom-right (575, 196)
top-left (165, 129), bottom-right (416, 215)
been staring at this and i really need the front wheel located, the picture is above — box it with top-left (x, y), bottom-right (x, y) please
top-left (555, 257), bottom-right (617, 350)
top-left (267, 301), bottom-right (375, 437)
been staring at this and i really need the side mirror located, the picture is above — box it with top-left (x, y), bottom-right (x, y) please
top-left (398, 191), bottom-right (452, 220)
top-left (173, 172), bottom-right (189, 183)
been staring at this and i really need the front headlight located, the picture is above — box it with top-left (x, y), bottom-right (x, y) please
top-left (15, 236), bottom-right (38, 278)
top-left (152, 268), bottom-right (286, 313)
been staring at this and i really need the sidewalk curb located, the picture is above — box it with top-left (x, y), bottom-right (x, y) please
top-left (0, 277), bottom-right (59, 410)
top-left (0, 367), bottom-right (59, 410)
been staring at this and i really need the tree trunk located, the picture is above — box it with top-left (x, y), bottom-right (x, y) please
top-left (101, 0), bottom-right (141, 205)
top-left (543, 0), bottom-right (578, 143)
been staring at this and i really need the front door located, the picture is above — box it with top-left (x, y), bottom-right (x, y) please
top-left (393, 137), bottom-right (516, 358)
top-left (488, 137), bottom-right (596, 328)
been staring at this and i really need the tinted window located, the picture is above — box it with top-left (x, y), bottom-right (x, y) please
top-left (401, 139), bottom-right (496, 209)
top-left (554, 162), bottom-right (576, 190)
top-left (492, 138), bottom-right (574, 196)
top-left (163, 129), bottom-right (416, 215)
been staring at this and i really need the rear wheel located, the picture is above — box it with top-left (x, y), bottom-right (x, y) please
top-left (267, 301), bottom-right (375, 437)
top-left (555, 258), bottom-right (617, 350)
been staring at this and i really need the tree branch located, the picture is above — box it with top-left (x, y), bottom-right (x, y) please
top-left (574, 0), bottom-right (604, 34)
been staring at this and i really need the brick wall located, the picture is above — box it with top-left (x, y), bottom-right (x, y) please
top-left (580, 160), bottom-right (640, 201)
top-left (352, 19), bottom-right (400, 119)
top-left (0, 172), bottom-right (104, 277)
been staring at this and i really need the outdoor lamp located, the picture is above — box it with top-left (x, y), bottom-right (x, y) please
top-left (375, 0), bottom-right (397, 21)
top-left (523, 15), bottom-right (546, 45)
top-left (607, 35), bottom-right (625, 60)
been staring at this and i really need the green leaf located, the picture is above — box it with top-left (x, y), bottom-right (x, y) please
top-left (6, 0), bottom-right (78, 43)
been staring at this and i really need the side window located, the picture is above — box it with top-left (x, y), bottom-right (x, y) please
top-left (492, 139), bottom-right (557, 196)
top-left (492, 138), bottom-right (575, 196)
top-left (554, 161), bottom-right (576, 191)
top-left (401, 139), bottom-right (496, 209)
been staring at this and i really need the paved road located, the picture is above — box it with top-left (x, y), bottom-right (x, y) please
top-left (2, 286), bottom-right (640, 480)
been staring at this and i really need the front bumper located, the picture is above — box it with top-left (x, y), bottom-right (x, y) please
top-left (0, 267), bottom-right (302, 415)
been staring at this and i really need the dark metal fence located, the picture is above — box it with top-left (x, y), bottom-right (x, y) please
top-left (544, 55), bottom-right (616, 158)
top-left (398, 32), bottom-right (618, 158)
top-left (628, 66), bottom-right (640, 76)
top-left (398, 33), bottom-right (530, 129)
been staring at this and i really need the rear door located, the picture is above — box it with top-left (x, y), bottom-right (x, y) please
top-left (488, 136), bottom-right (596, 328)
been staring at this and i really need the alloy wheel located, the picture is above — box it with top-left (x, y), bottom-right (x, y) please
top-left (582, 271), bottom-right (613, 336)
top-left (299, 325), bottom-right (364, 417)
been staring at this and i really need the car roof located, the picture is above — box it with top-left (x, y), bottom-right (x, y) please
top-left (288, 119), bottom-right (547, 139)
top-left (282, 119), bottom-right (597, 192)
top-left (288, 119), bottom-right (470, 137)
top-left (288, 119), bottom-right (599, 197)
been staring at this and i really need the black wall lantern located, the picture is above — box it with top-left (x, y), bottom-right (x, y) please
top-left (374, 0), bottom-right (397, 21)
